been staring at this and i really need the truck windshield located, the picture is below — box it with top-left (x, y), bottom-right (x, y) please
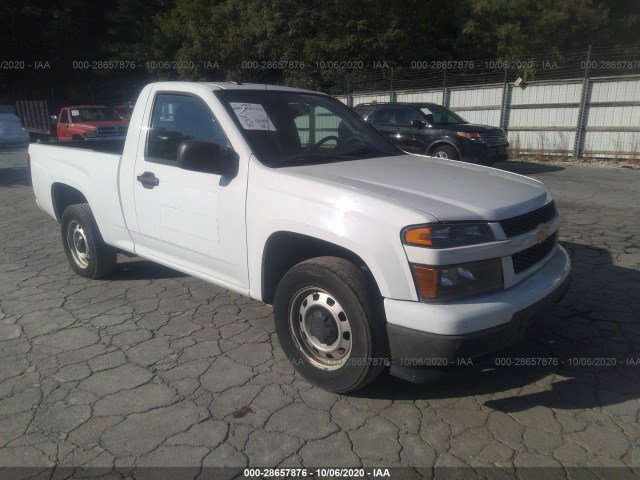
top-left (215, 90), bottom-right (402, 167)
top-left (69, 108), bottom-right (122, 122)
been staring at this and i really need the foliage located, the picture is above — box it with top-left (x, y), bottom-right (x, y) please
top-left (458, 0), bottom-right (612, 59)
top-left (1, 0), bottom-right (639, 101)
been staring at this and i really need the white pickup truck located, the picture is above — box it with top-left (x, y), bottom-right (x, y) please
top-left (30, 82), bottom-right (571, 393)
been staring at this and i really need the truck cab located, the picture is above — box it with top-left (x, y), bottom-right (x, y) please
top-left (56, 105), bottom-right (129, 142)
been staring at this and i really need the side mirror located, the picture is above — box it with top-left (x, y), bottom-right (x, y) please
top-left (177, 139), bottom-right (238, 177)
top-left (51, 115), bottom-right (58, 126)
top-left (410, 119), bottom-right (425, 129)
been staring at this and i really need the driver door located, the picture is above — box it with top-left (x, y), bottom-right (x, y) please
top-left (131, 91), bottom-right (248, 290)
top-left (393, 106), bottom-right (426, 154)
top-left (57, 109), bottom-right (71, 141)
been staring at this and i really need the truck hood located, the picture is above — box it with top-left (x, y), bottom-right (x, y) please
top-left (69, 121), bottom-right (128, 130)
top-left (285, 155), bottom-right (549, 221)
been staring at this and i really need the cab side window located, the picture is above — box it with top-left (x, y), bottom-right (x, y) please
top-left (395, 107), bottom-right (422, 126)
top-left (59, 110), bottom-right (69, 124)
top-left (146, 93), bottom-right (230, 164)
top-left (371, 107), bottom-right (396, 125)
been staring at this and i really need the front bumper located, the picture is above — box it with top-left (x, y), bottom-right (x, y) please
top-left (84, 135), bottom-right (128, 141)
top-left (462, 142), bottom-right (509, 165)
top-left (384, 245), bottom-right (571, 383)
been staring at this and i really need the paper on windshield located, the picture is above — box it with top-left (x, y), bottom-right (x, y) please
top-left (231, 103), bottom-right (276, 131)
top-left (71, 110), bottom-right (80, 116)
top-left (420, 107), bottom-right (432, 115)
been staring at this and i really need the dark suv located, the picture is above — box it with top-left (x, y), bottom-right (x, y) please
top-left (354, 102), bottom-right (508, 165)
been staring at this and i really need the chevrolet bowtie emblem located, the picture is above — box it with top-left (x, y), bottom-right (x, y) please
top-left (536, 225), bottom-right (551, 243)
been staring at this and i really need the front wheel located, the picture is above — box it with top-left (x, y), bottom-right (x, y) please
top-left (61, 203), bottom-right (117, 279)
top-left (274, 257), bottom-right (388, 393)
top-left (431, 145), bottom-right (459, 160)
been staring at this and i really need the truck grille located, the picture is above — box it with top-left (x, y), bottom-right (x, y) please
top-left (96, 125), bottom-right (128, 137)
top-left (499, 201), bottom-right (557, 238)
top-left (481, 132), bottom-right (508, 146)
top-left (512, 232), bottom-right (558, 273)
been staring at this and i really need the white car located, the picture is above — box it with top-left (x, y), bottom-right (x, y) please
top-left (29, 82), bottom-right (571, 392)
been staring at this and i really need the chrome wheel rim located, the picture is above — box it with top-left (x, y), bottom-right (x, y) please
top-left (66, 221), bottom-right (90, 269)
top-left (289, 288), bottom-right (352, 371)
top-left (434, 150), bottom-right (448, 158)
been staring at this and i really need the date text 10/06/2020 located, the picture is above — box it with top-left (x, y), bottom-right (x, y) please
top-left (243, 468), bottom-right (391, 478)
top-left (293, 356), bottom-right (640, 368)
top-left (287, 357), bottom-right (475, 368)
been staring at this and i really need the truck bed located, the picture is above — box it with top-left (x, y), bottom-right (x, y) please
top-left (29, 142), bottom-right (133, 253)
top-left (43, 139), bottom-right (125, 154)
top-left (16, 100), bottom-right (57, 135)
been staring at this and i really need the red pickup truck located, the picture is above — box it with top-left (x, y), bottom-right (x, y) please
top-left (16, 101), bottom-right (129, 143)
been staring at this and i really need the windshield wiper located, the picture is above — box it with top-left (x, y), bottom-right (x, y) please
top-left (269, 154), bottom-right (336, 167)
top-left (270, 147), bottom-right (397, 167)
top-left (339, 146), bottom-right (394, 158)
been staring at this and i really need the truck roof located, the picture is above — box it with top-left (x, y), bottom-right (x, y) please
top-left (150, 81), bottom-right (325, 95)
top-left (63, 105), bottom-right (111, 109)
top-left (355, 102), bottom-right (440, 108)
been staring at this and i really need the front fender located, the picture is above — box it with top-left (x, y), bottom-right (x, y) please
top-left (246, 159), bottom-right (436, 302)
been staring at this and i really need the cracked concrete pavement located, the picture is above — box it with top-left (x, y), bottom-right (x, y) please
top-left (0, 149), bottom-right (639, 474)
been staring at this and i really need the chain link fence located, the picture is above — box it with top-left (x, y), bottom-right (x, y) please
top-left (308, 44), bottom-right (640, 160)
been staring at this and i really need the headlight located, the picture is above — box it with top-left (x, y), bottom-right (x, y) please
top-left (457, 131), bottom-right (482, 141)
top-left (403, 223), bottom-right (495, 248)
top-left (412, 258), bottom-right (503, 301)
top-left (84, 130), bottom-right (97, 138)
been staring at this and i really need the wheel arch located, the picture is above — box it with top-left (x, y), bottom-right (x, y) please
top-left (260, 231), bottom-right (382, 305)
top-left (51, 183), bottom-right (88, 222)
top-left (427, 140), bottom-right (462, 159)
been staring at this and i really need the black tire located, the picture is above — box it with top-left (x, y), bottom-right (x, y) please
top-left (273, 257), bottom-right (388, 393)
top-left (431, 145), bottom-right (459, 160)
top-left (61, 203), bottom-right (117, 279)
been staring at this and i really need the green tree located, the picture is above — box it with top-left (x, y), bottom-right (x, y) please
top-left (458, 0), bottom-right (614, 59)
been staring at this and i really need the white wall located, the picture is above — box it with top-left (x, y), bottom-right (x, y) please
top-left (343, 75), bottom-right (640, 158)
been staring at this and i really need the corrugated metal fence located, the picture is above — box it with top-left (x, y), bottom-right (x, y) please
top-left (337, 74), bottom-right (640, 159)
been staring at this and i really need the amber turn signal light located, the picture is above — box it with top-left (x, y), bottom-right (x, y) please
top-left (404, 227), bottom-right (433, 247)
top-left (412, 265), bottom-right (438, 298)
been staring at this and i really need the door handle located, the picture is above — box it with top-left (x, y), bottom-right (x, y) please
top-left (137, 171), bottom-right (159, 189)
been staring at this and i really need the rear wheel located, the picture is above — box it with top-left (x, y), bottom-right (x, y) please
top-left (431, 145), bottom-right (459, 160)
top-left (61, 203), bottom-right (117, 279)
top-left (274, 257), bottom-right (388, 393)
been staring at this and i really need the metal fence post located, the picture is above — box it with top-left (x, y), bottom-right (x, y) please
top-left (390, 67), bottom-right (395, 102)
top-left (574, 45), bottom-right (592, 159)
top-left (442, 68), bottom-right (447, 106)
top-left (346, 72), bottom-right (353, 107)
top-left (499, 58), bottom-right (510, 130)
